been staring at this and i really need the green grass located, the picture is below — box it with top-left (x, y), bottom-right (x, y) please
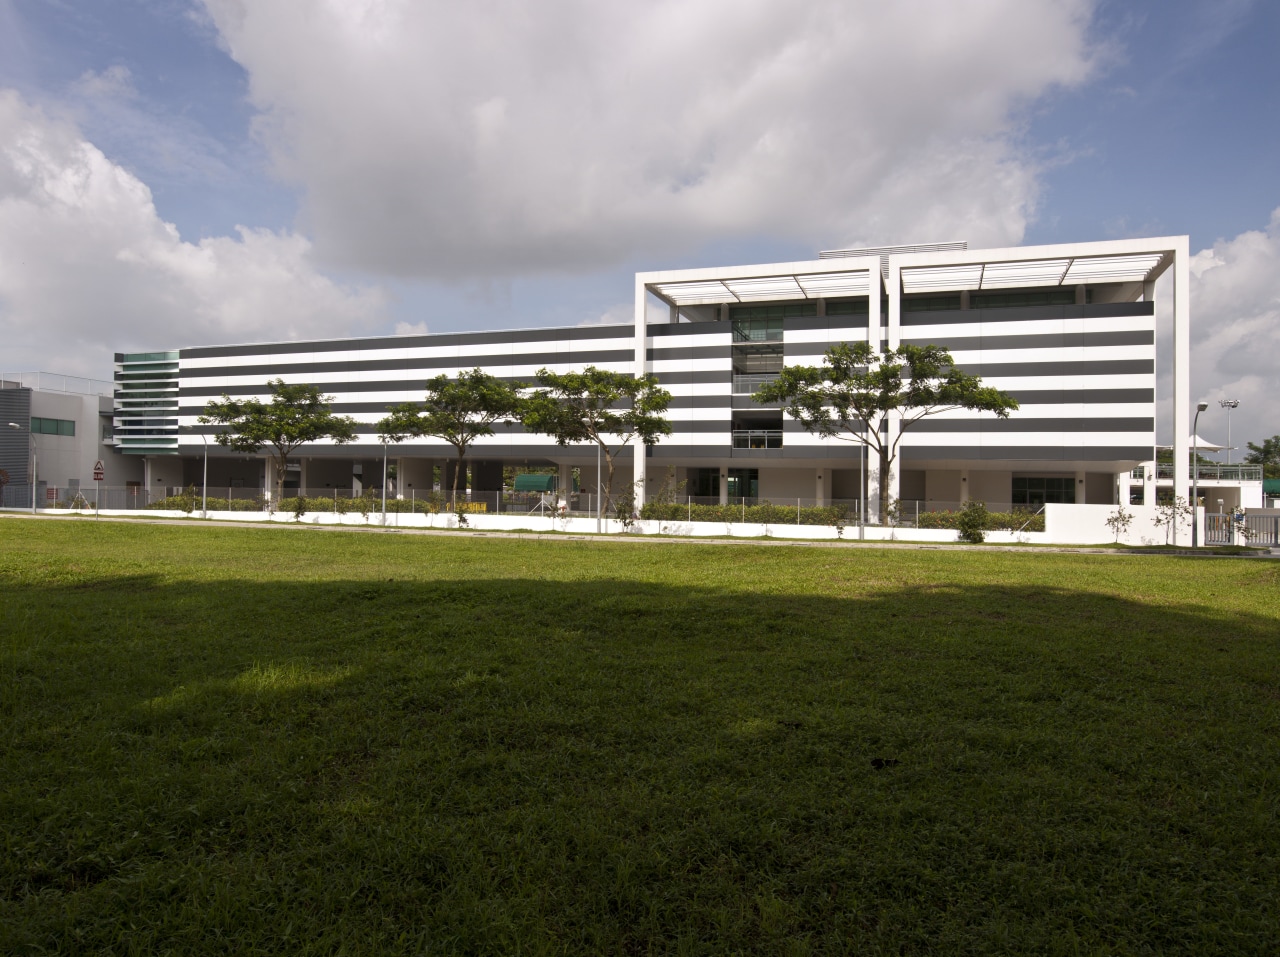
top-left (1, 518), bottom-right (1278, 955)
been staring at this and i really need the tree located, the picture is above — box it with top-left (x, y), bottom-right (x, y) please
top-left (375, 370), bottom-right (524, 507)
top-left (1244, 435), bottom-right (1280, 479)
top-left (200, 379), bottom-right (358, 502)
top-left (755, 342), bottom-right (1019, 524)
top-left (522, 367), bottom-right (672, 515)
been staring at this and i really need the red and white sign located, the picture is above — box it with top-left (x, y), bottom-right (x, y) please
top-left (93, 460), bottom-right (105, 482)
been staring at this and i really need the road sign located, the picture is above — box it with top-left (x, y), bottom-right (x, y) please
top-left (93, 460), bottom-right (105, 482)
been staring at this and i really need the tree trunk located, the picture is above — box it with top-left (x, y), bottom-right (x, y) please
top-left (878, 445), bottom-right (891, 525)
top-left (451, 447), bottom-right (465, 510)
top-left (601, 444), bottom-right (615, 516)
top-left (274, 453), bottom-right (288, 506)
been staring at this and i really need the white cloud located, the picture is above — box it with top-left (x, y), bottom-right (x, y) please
top-left (201, 0), bottom-right (1100, 279)
top-left (1187, 209), bottom-right (1280, 451)
top-left (72, 65), bottom-right (137, 100)
top-left (0, 90), bottom-right (387, 377)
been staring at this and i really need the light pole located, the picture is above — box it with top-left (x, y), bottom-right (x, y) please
top-left (1218, 398), bottom-right (1239, 464)
top-left (1191, 401), bottom-right (1208, 547)
top-left (7, 422), bottom-right (35, 514)
top-left (859, 428), bottom-right (865, 540)
top-left (381, 439), bottom-right (388, 524)
top-left (596, 441), bottom-right (602, 534)
top-left (201, 432), bottom-right (209, 517)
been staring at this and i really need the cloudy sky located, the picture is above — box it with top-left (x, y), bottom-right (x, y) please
top-left (0, 0), bottom-right (1276, 450)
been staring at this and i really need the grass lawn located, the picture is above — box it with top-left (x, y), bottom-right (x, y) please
top-left (1, 518), bottom-right (1278, 955)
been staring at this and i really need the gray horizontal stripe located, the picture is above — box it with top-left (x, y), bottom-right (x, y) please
top-left (901, 445), bottom-right (1152, 461)
top-left (785, 315), bottom-right (871, 331)
top-left (909, 417), bottom-right (1153, 433)
top-left (902, 330), bottom-right (1154, 350)
top-left (900, 300), bottom-right (1154, 327)
top-left (1009, 388), bottom-right (1153, 405)
top-left (180, 324), bottom-right (634, 360)
top-left (180, 350), bottom-right (634, 379)
top-left (653, 370), bottom-right (732, 385)
top-left (669, 395), bottom-right (732, 409)
top-left (648, 321), bottom-right (724, 338)
top-left (647, 345), bottom-right (732, 360)
top-left (957, 359), bottom-right (1153, 377)
top-left (768, 358), bottom-right (1156, 377)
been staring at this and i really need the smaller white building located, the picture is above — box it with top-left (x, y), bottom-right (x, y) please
top-left (0, 373), bottom-right (140, 508)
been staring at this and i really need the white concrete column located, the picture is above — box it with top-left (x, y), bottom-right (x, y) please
top-left (299, 458), bottom-right (309, 496)
top-left (634, 275), bottom-right (649, 508)
top-left (1075, 469), bottom-right (1086, 504)
top-left (719, 467), bottom-right (728, 505)
top-left (262, 458), bottom-right (271, 496)
top-left (1171, 238), bottom-right (1190, 541)
top-left (558, 462), bottom-right (573, 503)
top-left (959, 468), bottom-right (970, 504)
top-left (815, 468), bottom-right (831, 507)
top-left (885, 258), bottom-right (902, 508)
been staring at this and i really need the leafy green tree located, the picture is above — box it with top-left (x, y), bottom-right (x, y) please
top-left (376, 369), bottom-right (524, 507)
top-left (522, 367), bottom-right (672, 514)
top-left (755, 342), bottom-right (1019, 524)
top-left (200, 379), bottom-right (358, 503)
top-left (1244, 435), bottom-right (1280, 479)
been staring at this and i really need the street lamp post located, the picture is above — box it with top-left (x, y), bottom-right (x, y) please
top-left (1218, 398), bottom-right (1239, 464)
top-left (1192, 401), bottom-right (1208, 547)
top-left (6, 422), bottom-right (35, 514)
top-left (201, 432), bottom-right (209, 517)
top-left (381, 439), bottom-right (388, 524)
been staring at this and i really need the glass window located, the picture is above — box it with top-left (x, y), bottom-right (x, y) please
top-left (971, 289), bottom-right (1077, 309)
top-left (1012, 476), bottom-right (1075, 506)
top-left (728, 302), bottom-right (817, 321)
top-left (825, 297), bottom-right (869, 316)
top-left (902, 294), bottom-right (962, 312)
top-left (30, 417), bottom-right (75, 436)
top-left (726, 468), bottom-right (759, 500)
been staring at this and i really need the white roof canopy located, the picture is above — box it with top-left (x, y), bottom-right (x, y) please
top-left (900, 252), bottom-right (1166, 294)
top-left (653, 270), bottom-right (870, 306)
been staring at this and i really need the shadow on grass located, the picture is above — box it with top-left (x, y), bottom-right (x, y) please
top-left (3, 571), bottom-right (1279, 955)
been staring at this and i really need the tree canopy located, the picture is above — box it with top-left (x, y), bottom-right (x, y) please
top-left (1244, 435), bottom-right (1280, 478)
top-left (522, 367), bottom-right (671, 514)
top-left (200, 379), bottom-right (358, 501)
top-left (376, 369), bottom-right (524, 503)
top-left (755, 342), bottom-right (1019, 523)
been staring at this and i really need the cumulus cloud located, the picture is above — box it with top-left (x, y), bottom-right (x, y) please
top-left (1187, 209), bottom-right (1280, 451)
top-left (0, 91), bottom-right (387, 376)
top-left (201, 0), bottom-right (1100, 278)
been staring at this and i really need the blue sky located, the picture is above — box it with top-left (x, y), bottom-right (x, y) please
top-left (1, 0), bottom-right (1277, 444)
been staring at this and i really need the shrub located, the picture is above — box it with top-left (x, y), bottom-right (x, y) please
top-left (955, 501), bottom-right (990, 544)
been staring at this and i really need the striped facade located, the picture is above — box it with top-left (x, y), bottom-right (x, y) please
top-left (114, 236), bottom-right (1192, 511)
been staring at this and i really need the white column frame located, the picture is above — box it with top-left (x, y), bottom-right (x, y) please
top-left (633, 275), bottom-right (649, 507)
top-left (1171, 237), bottom-right (1190, 542)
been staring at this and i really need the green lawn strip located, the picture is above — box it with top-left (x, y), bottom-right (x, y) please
top-left (1, 522), bottom-right (1277, 954)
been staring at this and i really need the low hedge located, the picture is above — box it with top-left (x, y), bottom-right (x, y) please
top-left (913, 509), bottom-right (1044, 532)
top-left (641, 501), bottom-right (850, 526)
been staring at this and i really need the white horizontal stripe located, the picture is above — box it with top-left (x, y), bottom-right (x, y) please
top-left (979, 374), bottom-right (1155, 390)
top-left (649, 358), bottom-right (731, 374)
top-left (180, 337), bottom-right (634, 370)
top-left (783, 328), bottom-right (873, 345)
top-left (946, 345), bottom-right (1153, 364)
top-left (647, 333), bottom-right (731, 349)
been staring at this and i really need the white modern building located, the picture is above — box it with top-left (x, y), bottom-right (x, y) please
top-left (108, 236), bottom-right (1222, 526)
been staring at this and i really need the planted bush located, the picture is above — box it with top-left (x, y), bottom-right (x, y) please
top-left (915, 508), bottom-right (1044, 532)
top-left (639, 501), bottom-right (849, 526)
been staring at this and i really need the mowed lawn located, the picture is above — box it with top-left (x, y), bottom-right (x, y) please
top-left (1, 519), bottom-right (1278, 955)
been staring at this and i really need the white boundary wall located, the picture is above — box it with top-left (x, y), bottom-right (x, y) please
top-left (18, 504), bottom-right (1207, 547)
